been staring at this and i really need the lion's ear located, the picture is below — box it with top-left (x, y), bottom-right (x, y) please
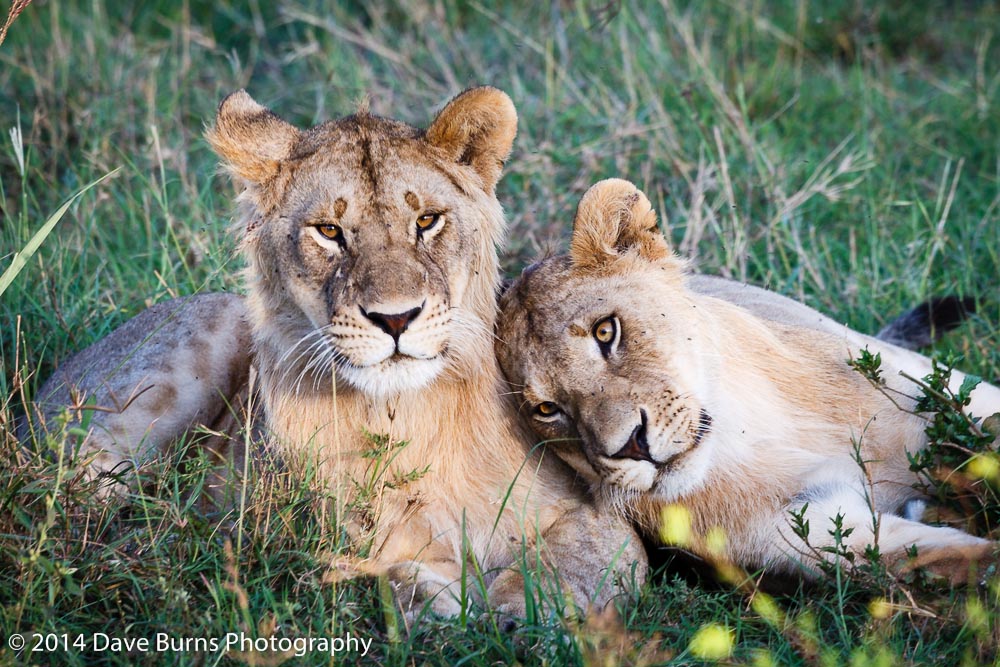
top-left (425, 86), bottom-right (517, 193)
top-left (569, 179), bottom-right (674, 269)
top-left (206, 90), bottom-right (300, 185)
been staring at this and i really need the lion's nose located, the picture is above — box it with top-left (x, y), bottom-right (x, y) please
top-left (610, 409), bottom-right (653, 463)
top-left (361, 304), bottom-right (423, 341)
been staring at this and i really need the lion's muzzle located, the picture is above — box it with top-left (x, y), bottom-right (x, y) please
top-left (610, 410), bottom-right (654, 463)
top-left (360, 302), bottom-right (424, 342)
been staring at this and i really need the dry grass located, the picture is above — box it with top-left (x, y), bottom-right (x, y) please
top-left (2, 1), bottom-right (1000, 665)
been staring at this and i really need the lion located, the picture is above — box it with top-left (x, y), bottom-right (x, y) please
top-left (29, 89), bottom-right (648, 620)
top-left (496, 178), bottom-right (1000, 584)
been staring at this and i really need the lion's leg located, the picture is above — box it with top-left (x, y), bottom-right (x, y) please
top-left (773, 486), bottom-right (996, 584)
top-left (487, 504), bottom-right (647, 623)
top-left (195, 381), bottom-right (255, 511)
top-left (385, 558), bottom-right (470, 621)
top-left (30, 293), bottom-right (252, 497)
top-left (875, 514), bottom-right (997, 585)
top-left (373, 515), bottom-right (483, 622)
top-left (378, 504), bottom-right (647, 625)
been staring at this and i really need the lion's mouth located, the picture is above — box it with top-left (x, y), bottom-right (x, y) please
top-left (390, 351), bottom-right (425, 362)
top-left (385, 345), bottom-right (447, 364)
top-left (332, 345), bottom-right (449, 396)
top-left (338, 346), bottom-right (447, 369)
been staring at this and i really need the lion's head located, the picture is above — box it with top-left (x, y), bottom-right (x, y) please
top-left (208, 87), bottom-right (516, 397)
top-left (497, 179), bottom-right (716, 504)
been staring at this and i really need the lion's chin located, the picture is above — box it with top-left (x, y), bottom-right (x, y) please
top-left (649, 450), bottom-right (714, 503)
top-left (336, 355), bottom-right (446, 397)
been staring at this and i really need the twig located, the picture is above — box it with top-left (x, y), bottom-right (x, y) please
top-left (0, 0), bottom-right (32, 49)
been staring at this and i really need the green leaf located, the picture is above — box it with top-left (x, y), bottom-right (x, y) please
top-left (957, 374), bottom-right (982, 404)
top-left (0, 167), bottom-right (120, 298)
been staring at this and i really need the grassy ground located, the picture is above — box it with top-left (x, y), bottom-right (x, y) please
top-left (2, 0), bottom-right (1000, 665)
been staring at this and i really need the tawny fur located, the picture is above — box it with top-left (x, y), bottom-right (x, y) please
top-left (497, 178), bottom-right (1000, 585)
top-left (32, 91), bottom-right (646, 619)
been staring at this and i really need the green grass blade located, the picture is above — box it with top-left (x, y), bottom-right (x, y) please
top-left (0, 166), bottom-right (120, 298)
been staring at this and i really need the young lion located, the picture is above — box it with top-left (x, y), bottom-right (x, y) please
top-left (496, 178), bottom-right (1000, 584)
top-left (31, 90), bottom-right (646, 619)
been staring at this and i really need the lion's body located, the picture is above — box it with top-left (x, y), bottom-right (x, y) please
top-left (626, 295), bottom-right (993, 571)
top-left (497, 179), bottom-right (999, 582)
top-left (223, 96), bottom-right (583, 593)
top-left (31, 293), bottom-right (252, 505)
top-left (261, 349), bottom-right (580, 579)
top-left (31, 90), bottom-right (646, 618)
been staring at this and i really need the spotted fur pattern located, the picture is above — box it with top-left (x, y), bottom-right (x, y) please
top-left (32, 92), bottom-right (647, 620)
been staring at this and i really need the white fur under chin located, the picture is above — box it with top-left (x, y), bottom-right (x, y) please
top-left (335, 355), bottom-right (446, 397)
top-left (649, 439), bottom-right (717, 502)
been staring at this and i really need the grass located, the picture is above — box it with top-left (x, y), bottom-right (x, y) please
top-left (2, 0), bottom-right (1000, 665)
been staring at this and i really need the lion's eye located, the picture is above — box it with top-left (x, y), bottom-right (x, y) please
top-left (534, 402), bottom-right (561, 418)
top-left (416, 213), bottom-right (442, 233)
top-left (594, 319), bottom-right (615, 343)
top-left (592, 316), bottom-right (620, 356)
top-left (315, 224), bottom-right (343, 242)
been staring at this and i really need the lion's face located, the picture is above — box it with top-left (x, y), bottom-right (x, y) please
top-left (251, 128), bottom-right (493, 396)
top-left (208, 88), bottom-right (516, 397)
top-left (497, 180), bottom-right (716, 503)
